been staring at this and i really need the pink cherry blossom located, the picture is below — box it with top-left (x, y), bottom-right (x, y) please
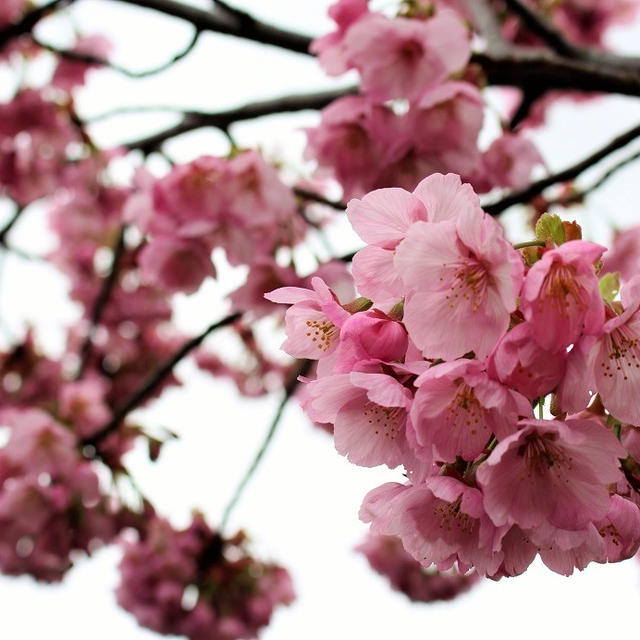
top-left (411, 359), bottom-right (531, 462)
top-left (487, 321), bottom-right (567, 400)
top-left (304, 365), bottom-right (414, 468)
top-left (265, 277), bottom-right (350, 359)
top-left (477, 417), bottom-right (625, 531)
top-left (395, 207), bottom-right (523, 360)
top-left (343, 11), bottom-right (470, 103)
top-left (520, 240), bottom-right (605, 352)
top-left (356, 533), bottom-right (478, 602)
top-left (361, 477), bottom-right (504, 576)
top-left (138, 237), bottom-right (215, 295)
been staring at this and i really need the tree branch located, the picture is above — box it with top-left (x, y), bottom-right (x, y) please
top-left (116, 86), bottom-right (354, 153)
top-left (76, 226), bottom-right (126, 379)
top-left (219, 358), bottom-right (311, 531)
top-left (33, 28), bottom-right (200, 78)
top-left (483, 121), bottom-right (640, 214)
top-left (112, 0), bottom-right (313, 54)
top-left (502, 0), bottom-right (579, 57)
top-left (0, 0), bottom-right (74, 49)
top-left (83, 311), bottom-right (242, 446)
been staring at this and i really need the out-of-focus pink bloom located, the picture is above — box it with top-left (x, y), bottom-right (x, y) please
top-left (411, 359), bottom-right (531, 462)
top-left (305, 95), bottom-right (402, 199)
top-left (477, 417), bottom-right (625, 531)
top-left (151, 155), bottom-right (229, 237)
top-left (356, 534), bottom-right (479, 602)
top-left (520, 240), bottom-right (605, 352)
top-left (0, 90), bottom-right (81, 205)
top-left (601, 226), bottom-right (640, 284)
top-left (0, 408), bottom-right (115, 582)
top-left (310, 0), bottom-right (370, 75)
top-left (342, 11), bottom-right (470, 103)
top-left (487, 321), bottom-right (567, 400)
top-left (474, 132), bottom-right (544, 191)
top-left (117, 516), bottom-right (294, 640)
top-left (52, 34), bottom-right (112, 91)
top-left (138, 237), bottom-right (215, 295)
top-left (58, 376), bottom-right (111, 438)
top-left (0, 0), bottom-right (25, 27)
top-left (395, 206), bottom-right (523, 360)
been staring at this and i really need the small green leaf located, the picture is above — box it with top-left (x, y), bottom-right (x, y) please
top-left (598, 272), bottom-right (620, 304)
top-left (535, 213), bottom-right (565, 246)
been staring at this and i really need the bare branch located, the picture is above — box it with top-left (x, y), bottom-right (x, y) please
top-left (0, 0), bottom-right (75, 49)
top-left (118, 86), bottom-right (355, 153)
top-left (219, 358), bottom-right (311, 531)
top-left (83, 311), bottom-right (242, 446)
top-left (483, 121), bottom-right (640, 215)
top-left (33, 28), bottom-right (200, 78)
top-left (76, 226), bottom-right (127, 379)
top-left (112, 0), bottom-right (313, 54)
top-left (502, 0), bottom-right (579, 57)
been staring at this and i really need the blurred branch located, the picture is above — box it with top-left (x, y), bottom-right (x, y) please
top-left (549, 149), bottom-right (640, 207)
top-left (76, 226), bottom-right (127, 379)
top-left (220, 358), bottom-right (311, 531)
top-left (116, 86), bottom-right (355, 153)
top-left (0, 0), bottom-right (74, 49)
top-left (83, 311), bottom-right (242, 446)
top-left (33, 28), bottom-right (200, 78)
top-left (294, 187), bottom-right (346, 211)
top-left (0, 205), bottom-right (24, 246)
top-left (502, 0), bottom-right (578, 57)
top-left (483, 121), bottom-right (640, 214)
top-left (112, 0), bottom-right (313, 54)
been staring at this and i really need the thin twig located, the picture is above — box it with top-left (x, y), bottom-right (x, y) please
top-left (294, 187), bottom-right (346, 211)
top-left (76, 226), bottom-right (127, 379)
top-left (220, 359), bottom-right (311, 531)
top-left (502, 0), bottom-right (579, 57)
top-left (119, 86), bottom-right (354, 153)
top-left (83, 311), bottom-right (242, 446)
top-left (33, 28), bottom-right (200, 78)
top-left (112, 0), bottom-right (313, 54)
top-left (0, 0), bottom-right (75, 49)
top-left (549, 149), bottom-right (640, 207)
top-left (484, 121), bottom-right (640, 215)
top-left (0, 205), bottom-right (24, 246)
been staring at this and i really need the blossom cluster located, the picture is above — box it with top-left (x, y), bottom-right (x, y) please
top-left (306, 0), bottom-right (544, 199)
top-left (117, 516), bottom-right (294, 640)
top-left (269, 173), bottom-right (640, 578)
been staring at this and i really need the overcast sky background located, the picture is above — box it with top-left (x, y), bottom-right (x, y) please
top-left (1, 1), bottom-right (640, 639)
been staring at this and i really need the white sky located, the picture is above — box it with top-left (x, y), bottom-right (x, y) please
top-left (1, 1), bottom-right (640, 639)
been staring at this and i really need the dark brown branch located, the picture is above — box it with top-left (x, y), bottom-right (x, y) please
top-left (120, 86), bottom-right (355, 153)
top-left (76, 226), bottom-right (126, 379)
top-left (33, 28), bottom-right (200, 78)
top-left (473, 50), bottom-right (640, 97)
top-left (294, 187), bottom-right (345, 211)
top-left (0, 205), bottom-right (24, 246)
top-left (484, 121), bottom-right (640, 215)
top-left (0, 0), bottom-right (74, 49)
top-left (112, 0), bottom-right (313, 54)
top-left (550, 149), bottom-right (640, 207)
top-left (502, 0), bottom-right (579, 57)
top-left (219, 358), bottom-right (311, 530)
top-left (83, 312), bottom-right (242, 446)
